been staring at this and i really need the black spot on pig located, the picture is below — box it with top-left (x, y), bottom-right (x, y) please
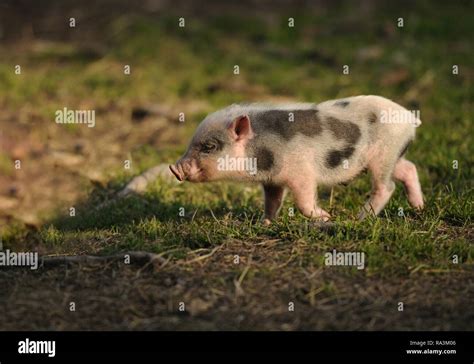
top-left (334, 100), bottom-right (350, 108)
top-left (325, 146), bottom-right (355, 168)
top-left (326, 117), bottom-right (361, 145)
top-left (254, 147), bottom-right (274, 171)
top-left (398, 139), bottom-right (412, 158)
top-left (253, 108), bottom-right (323, 141)
top-left (368, 112), bottom-right (378, 124)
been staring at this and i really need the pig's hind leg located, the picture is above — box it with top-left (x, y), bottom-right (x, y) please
top-left (262, 184), bottom-right (286, 225)
top-left (358, 157), bottom-right (397, 220)
top-left (393, 158), bottom-right (424, 209)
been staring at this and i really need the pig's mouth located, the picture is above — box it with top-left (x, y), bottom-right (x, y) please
top-left (169, 164), bottom-right (184, 181)
top-left (169, 164), bottom-right (204, 182)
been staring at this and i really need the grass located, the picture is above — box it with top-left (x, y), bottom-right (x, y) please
top-left (0, 1), bottom-right (472, 330)
top-left (32, 172), bottom-right (470, 277)
top-left (2, 1), bottom-right (473, 271)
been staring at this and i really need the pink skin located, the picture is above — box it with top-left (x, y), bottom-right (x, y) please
top-left (262, 176), bottom-right (330, 225)
top-left (358, 180), bottom-right (395, 219)
top-left (358, 151), bottom-right (424, 220)
top-left (170, 98), bottom-right (425, 223)
top-left (285, 167), bottom-right (331, 222)
top-left (170, 116), bottom-right (423, 224)
top-left (169, 158), bottom-right (201, 182)
top-left (393, 158), bottom-right (424, 209)
top-left (260, 144), bottom-right (331, 223)
top-left (169, 115), bottom-right (253, 183)
top-left (171, 115), bottom-right (331, 223)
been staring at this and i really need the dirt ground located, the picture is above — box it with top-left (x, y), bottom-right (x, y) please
top-left (1, 239), bottom-right (473, 330)
top-left (0, 100), bottom-right (204, 226)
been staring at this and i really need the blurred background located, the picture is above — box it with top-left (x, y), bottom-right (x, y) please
top-left (0, 0), bottom-right (472, 330)
top-left (0, 0), bottom-right (471, 227)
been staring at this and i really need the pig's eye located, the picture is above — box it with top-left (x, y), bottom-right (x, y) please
top-left (200, 141), bottom-right (218, 154)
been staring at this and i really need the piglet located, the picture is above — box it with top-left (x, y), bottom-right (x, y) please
top-left (170, 95), bottom-right (424, 224)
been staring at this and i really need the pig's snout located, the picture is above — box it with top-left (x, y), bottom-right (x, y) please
top-left (170, 157), bottom-right (203, 182)
top-left (169, 158), bottom-right (196, 182)
top-left (169, 164), bottom-right (184, 181)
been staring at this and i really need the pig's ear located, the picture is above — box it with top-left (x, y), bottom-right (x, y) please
top-left (228, 115), bottom-right (253, 141)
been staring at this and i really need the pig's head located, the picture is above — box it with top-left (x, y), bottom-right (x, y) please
top-left (169, 111), bottom-right (254, 183)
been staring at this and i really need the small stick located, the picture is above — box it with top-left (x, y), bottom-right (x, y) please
top-left (40, 251), bottom-right (166, 267)
top-left (329, 187), bottom-right (335, 208)
top-left (117, 164), bottom-right (177, 198)
top-left (95, 163), bottom-right (178, 210)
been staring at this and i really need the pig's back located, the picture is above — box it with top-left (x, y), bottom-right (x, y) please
top-left (317, 95), bottom-right (419, 131)
top-left (238, 97), bottom-right (419, 185)
top-left (312, 95), bottom-right (419, 184)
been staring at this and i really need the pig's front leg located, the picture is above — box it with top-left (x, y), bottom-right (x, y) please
top-left (287, 178), bottom-right (331, 222)
top-left (262, 184), bottom-right (286, 225)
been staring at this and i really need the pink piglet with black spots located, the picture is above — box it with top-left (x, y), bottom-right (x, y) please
top-left (170, 95), bottom-right (424, 224)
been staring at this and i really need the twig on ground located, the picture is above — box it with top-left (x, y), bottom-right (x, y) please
top-left (184, 245), bottom-right (222, 265)
top-left (117, 164), bottom-right (177, 198)
top-left (95, 163), bottom-right (178, 210)
top-left (234, 254), bottom-right (253, 296)
top-left (40, 251), bottom-right (166, 268)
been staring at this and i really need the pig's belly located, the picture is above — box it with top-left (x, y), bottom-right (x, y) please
top-left (275, 136), bottom-right (372, 186)
top-left (314, 145), bottom-right (371, 186)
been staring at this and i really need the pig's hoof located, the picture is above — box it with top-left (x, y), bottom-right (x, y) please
top-left (311, 215), bottom-right (330, 223)
top-left (311, 208), bottom-right (331, 222)
top-left (413, 202), bottom-right (424, 210)
top-left (310, 216), bottom-right (331, 223)
top-left (357, 210), bottom-right (373, 221)
top-left (262, 218), bottom-right (272, 226)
